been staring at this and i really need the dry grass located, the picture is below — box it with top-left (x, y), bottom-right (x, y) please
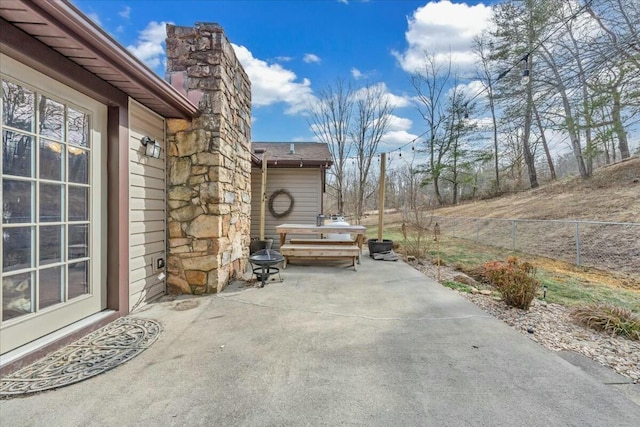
top-left (361, 158), bottom-right (639, 306)
top-left (361, 157), bottom-right (640, 224)
top-left (430, 157), bottom-right (640, 223)
top-left (571, 304), bottom-right (640, 340)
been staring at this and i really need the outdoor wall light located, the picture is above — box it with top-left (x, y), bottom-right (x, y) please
top-left (141, 136), bottom-right (161, 159)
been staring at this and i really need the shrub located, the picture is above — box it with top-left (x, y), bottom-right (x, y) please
top-left (483, 256), bottom-right (540, 310)
top-left (399, 210), bottom-right (434, 260)
top-left (571, 304), bottom-right (640, 341)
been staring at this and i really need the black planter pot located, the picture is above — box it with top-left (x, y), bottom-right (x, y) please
top-left (368, 239), bottom-right (394, 257)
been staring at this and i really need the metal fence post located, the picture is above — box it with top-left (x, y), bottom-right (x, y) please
top-left (575, 221), bottom-right (581, 266)
top-left (511, 220), bottom-right (516, 251)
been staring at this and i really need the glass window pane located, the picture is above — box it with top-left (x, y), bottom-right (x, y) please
top-left (68, 261), bottom-right (88, 299)
top-left (68, 147), bottom-right (88, 184)
top-left (67, 107), bottom-right (89, 147)
top-left (68, 224), bottom-right (88, 259)
top-left (38, 95), bottom-right (64, 141)
top-left (39, 266), bottom-right (63, 310)
top-left (2, 272), bottom-right (33, 321)
top-left (2, 180), bottom-right (33, 223)
top-left (39, 139), bottom-right (63, 181)
top-left (40, 183), bottom-right (62, 222)
top-left (40, 225), bottom-right (62, 265)
top-left (2, 226), bottom-right (32, 271)
top-left (2, 130), bottom-right (33, 177)
top-left (2, 80), bottom-right (35, 132)
top-left (68, 186), bottom-right (88, 221)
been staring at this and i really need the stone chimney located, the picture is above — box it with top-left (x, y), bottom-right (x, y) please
top-left (164, 23), bottom-right (252, 294)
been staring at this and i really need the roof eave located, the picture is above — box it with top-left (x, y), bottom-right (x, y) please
top-left (33, 0), bottom-right (199, 119)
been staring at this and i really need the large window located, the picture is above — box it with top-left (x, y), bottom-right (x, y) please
top-left (2, 78), bottom-right (92, 322)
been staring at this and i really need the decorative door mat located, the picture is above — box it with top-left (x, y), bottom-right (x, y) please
top-left (0, 317), bottom-right (161, 397)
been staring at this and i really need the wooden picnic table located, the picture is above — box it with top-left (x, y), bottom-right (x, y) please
top-left (275, 223), bottom-right (367, 271)
top-left (275, 223), bottom-right (366, 249)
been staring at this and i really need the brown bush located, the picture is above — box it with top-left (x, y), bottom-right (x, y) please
top-left (483, 257), bottom-right (540, 310)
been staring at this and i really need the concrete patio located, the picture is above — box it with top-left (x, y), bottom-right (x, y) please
top-left (1, 256), bottom-right (639, 426)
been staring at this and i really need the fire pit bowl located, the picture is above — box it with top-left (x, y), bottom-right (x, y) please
top-left (249, 249), bottom-right (284, 288)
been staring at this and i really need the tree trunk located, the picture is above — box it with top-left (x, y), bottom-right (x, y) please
top-left (489, 84), bottom-right (500, 190)
top-left (611, 88), bottom-right (630, 159)
top-left (523, 77), bottom-right (539, 188)
top-left (541, 46), bottom-right (589, 179)
top-left (429, 135), bottom-right (444, 205)
top-left (533, 102), bottom-right (556, 180)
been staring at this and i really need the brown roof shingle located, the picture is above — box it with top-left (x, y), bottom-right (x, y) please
top-left (252, 142), bottom-right (333, 168)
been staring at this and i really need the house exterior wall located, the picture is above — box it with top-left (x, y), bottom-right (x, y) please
top-left (251, 168), bottom-right (323, 248)
top-left (0, 21), bottom-right (129, 367)
top-left (165, 23), bottom-right (252, 294)
top-left (128, 100), bottom-right (167, 309)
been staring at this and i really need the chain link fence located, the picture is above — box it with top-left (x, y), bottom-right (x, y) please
top-left (430, 216), bottom-right (640, 278)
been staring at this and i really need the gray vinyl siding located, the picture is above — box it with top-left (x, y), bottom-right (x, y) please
top-left (251, 168), bottom-right (322, 249)
top-left (128, 100), bottom-right (166, 310)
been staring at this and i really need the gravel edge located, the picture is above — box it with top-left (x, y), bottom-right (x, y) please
top-left (409, 260), bottom-right (640, 383)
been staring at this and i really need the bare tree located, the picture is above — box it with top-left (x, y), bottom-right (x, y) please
top-left (411, 52), bottom-right (453, 205)
top-left (473, 33), bottom-right (502, 191)
top-left (350, 84), bottom-right (394, 222)
top-left (585, 0), bottom-right (640, 73)
top-left (308, 80), bottom-right (353, 214)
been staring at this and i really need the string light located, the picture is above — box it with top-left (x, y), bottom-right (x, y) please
top-left (318, 1), bottom-right (595, 165)
top-left (521, 54), bottom-right (530, 85)
top-left (462, 0), bottom-right (595, 113)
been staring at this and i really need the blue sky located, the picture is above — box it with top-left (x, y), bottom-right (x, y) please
top-left (73, 0), bottom-right (496, 153)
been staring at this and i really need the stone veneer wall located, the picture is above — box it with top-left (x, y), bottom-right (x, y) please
top-left (164, 23), bottom-right (252, 294)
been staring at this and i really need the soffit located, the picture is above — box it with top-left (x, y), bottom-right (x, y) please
top-left (0, 0), bottom-right (198, 119)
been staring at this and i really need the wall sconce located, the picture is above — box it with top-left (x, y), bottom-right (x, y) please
top-left (141, 136), bottom-right (161, 158)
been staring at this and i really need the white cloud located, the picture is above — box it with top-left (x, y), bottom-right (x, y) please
top-left (232, 44), bottom-right (316, 114)
top-left (380, 114), bottom-right (418, 148)
top-left (303, 53), bottom-right (322, 64)
top-left (449, 79), bottom-right (486, 101)
top-left (353, 82), bottom-right (411, 109)
top-left (119, 5), bottom-right (131, 19)
top-left (394, 0), bottom-right (492, 73)
top-left (351, 68), bottom-right (363, 79)
top-left (86, 12), bottom-right (102, 26)
top-left (116, 25), bottom-right (125, 33)
top-left (127, 21), bottom-right (172, 69)
top-left (275, 56), bottom-right (293, 62)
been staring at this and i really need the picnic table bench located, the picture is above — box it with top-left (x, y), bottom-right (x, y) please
top-left (276, 223), bottom-right (366, 271)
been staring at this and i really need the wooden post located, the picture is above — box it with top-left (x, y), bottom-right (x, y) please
top-left (378, 152), bottom-right (386, 242)
top-left (434, 222), bottom-right (441, 282)
top-left (259, 152), bottom-right (268, 240)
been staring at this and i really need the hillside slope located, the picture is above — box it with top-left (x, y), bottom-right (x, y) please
top-left (432, 157), bottom-right (640, 223)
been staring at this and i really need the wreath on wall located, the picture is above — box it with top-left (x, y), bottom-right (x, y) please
top-left (268, 188), bottom-right (295, 218)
